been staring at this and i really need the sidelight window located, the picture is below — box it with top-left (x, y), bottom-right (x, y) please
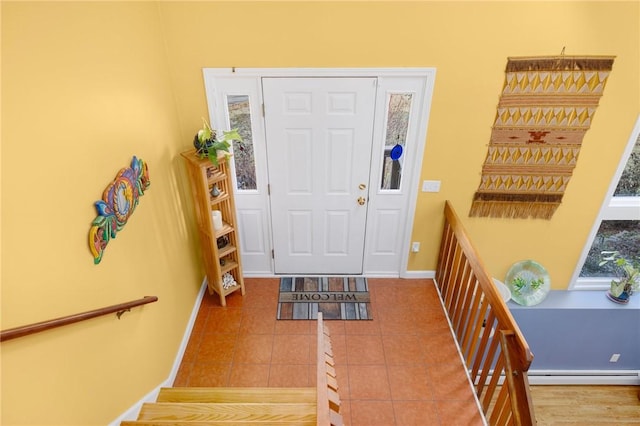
top-left (226, 95), bottom-right (257, 190)
top-left (380, 93), bottom-right (413, 190)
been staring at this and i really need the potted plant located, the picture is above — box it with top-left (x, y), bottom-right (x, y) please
top-left (193, 118), bottom-right (243, 167)
top-left (599, 250), bottom-right (640, 304)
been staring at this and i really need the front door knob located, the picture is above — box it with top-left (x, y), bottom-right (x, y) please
top-left (357, 197), bottom-right (366, 206)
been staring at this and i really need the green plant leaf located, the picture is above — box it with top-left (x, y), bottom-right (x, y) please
top-left (208, 151), bottom-right (219, 167)
top-left (198, 128), bottom-right (212, 143)
top-left (211, 141), bottom-right (230, 151)
top-left (222, 128), bottom-right (242, 142)
top-left (610, 280), bottom-right (626, 297)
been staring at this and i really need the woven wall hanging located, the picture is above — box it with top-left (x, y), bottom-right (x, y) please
top-left (470, 55), bottom-right (615, 219)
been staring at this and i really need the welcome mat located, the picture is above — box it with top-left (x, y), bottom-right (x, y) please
top-left (277, 276), bottom-right (372, 320)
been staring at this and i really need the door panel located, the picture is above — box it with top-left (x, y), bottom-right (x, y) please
top-left (263, 77), bottom-right (377, 274)
top-left (368, 208), bottom-right (403, 258)
top-left (237, 209), bottom-right (266, 253)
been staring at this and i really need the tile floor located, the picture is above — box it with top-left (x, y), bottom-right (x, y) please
top-left (174, 278), bottom-right (484, 426)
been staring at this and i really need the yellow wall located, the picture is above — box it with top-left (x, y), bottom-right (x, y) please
top-left (158, 1), bottom-right (639, 286)
top-left (2, 1), bottom-right (638, 425)
top-left (1, 2), bottom-right (203, 425)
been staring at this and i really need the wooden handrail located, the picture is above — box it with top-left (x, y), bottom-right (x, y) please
top-left (0, 296), bottom-right (158, 342)
top-left (435, 200), bottom-right (535, 425)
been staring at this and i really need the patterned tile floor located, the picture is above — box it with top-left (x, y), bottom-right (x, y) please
top-left (174, 278), bottom-right (484, 426)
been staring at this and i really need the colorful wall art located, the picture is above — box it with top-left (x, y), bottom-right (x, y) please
top-left (470, 55), bottom-right (615, 219)
top-left (89, 156), bottom-right (150, 264)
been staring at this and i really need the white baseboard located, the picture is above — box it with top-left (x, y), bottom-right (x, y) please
top-left (241, 271), bottom-right (276, 278)
top-left (108, 381), bottom-right (168, 425)
top-left (166, 279), bottom-right (208, 385)
top-left (241, 270), bottom-right (437, 279)
top-left (108, 279), bottom-right (208, 425)
top-left (400, 270), bottom-right (435, 279)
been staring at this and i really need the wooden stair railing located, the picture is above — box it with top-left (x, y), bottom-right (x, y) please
top-left (497, 331), bottom-right (536, 425)
top-left (316, 312), bottom-right (343, 426)
top-left (435, 201), bottom-right (536, 426)
top-left (0, 296), bottom-right (158, 342)
top-left (121, 313), bottom-right (343, 426)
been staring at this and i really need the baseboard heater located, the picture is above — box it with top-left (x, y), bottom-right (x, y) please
top-left (527, 370), bottom-right (640, 385)
top-left (474, 369), bottom-right (640, 386)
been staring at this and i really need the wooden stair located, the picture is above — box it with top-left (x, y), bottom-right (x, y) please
top-left (121, 387), bottom-right (317, 425)
top-left (122, 313), bottom-right (342, 426)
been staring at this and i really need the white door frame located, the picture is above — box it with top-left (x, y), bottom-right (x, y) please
top-left (203, 68), bottom-right (436, 277)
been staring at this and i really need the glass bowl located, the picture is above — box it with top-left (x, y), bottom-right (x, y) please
top-left (505, 260), bottom-right (551, 306)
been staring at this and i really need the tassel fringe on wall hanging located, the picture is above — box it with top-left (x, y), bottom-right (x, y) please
top-left (470, 55), bottom-right (615, 219)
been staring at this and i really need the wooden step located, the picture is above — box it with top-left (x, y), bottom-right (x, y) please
top-left (122, 421), bottom-right (315, 426)
top-left (157, 387), bottom-right (316, 403)
top-left (136, 402), bottom-right (316, 423)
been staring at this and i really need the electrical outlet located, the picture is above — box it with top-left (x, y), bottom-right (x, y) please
top-left (411, 242), bottom-right (420, 253)
top-left (609, 353), bottom-right (620, 363)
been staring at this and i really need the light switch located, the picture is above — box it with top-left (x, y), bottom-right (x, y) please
top-left (422, 180), bottom-right (441, 192)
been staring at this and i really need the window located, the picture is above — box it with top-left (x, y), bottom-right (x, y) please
top-left (380, 93), bottom-right (413, 190)
top-left (573, 118), bottom-right (640, 289)
top-left (226, 95), bottom-right (257, 190)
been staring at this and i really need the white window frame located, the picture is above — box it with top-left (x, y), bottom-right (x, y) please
top-left (570, 115), bottom-right (640, 290)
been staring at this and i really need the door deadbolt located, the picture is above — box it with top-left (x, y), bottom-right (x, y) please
top-left (359, 183), bottom-right (366, 190)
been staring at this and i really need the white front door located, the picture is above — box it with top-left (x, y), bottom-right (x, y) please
top-left (263, 77), bottom-right (377, 274)
top-left (204, 68), bottom-right (436, 277)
